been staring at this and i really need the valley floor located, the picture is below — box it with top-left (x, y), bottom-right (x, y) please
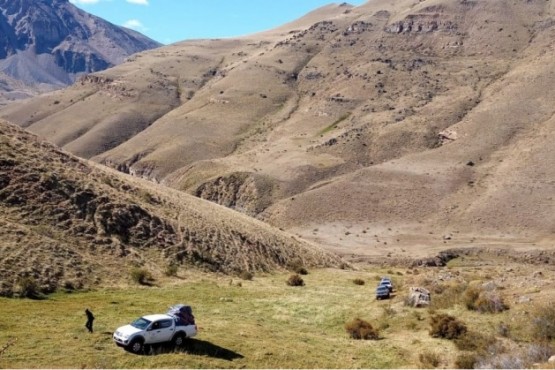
top-left (1, 252), bottom-right (554, 368)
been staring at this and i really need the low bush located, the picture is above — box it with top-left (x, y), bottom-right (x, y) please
top-left (239, 271), bottom-right (254, 281)
top-left (532, 305), bottom-right (555, 341)
top-left (16, 277), bottom-right (41, 299)
top-left (454, 353), bottom-right (477, 369)
top-left (455, 331), bottom-right (496, 352)
top-left (463, 284), bottom-right (482, 310)
top-left (429, 281), bottom-right (466, 310)
top-left (474, 291), bottom-right (508, 313)
top-left (130, 268), bottom-right (153, 285)
top-left (353, 278), bottom-right (365, 286)
top-left (474, 343), bottom-right (554, 369)
top-left (286, 274), bottom-right (304, 287)
top-left (345, 318), bottom-right (379, 340)
top-left (464, 285), bottom-right (508, 313)
top-left (429, 313), bottom-right (467, 340)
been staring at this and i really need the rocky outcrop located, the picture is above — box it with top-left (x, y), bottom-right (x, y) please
top-left (385, 14), bottom-right (458, 34)
top-left (406, 287), bottom-right (431, 307)
top-left (195, 172), bottom-right (276, 216)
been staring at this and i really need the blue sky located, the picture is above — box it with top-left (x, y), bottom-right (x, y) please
top-left (69, 0), bottom-right (367, 44)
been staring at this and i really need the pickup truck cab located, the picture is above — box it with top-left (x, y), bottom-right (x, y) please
top-left (113, 313), bottom-right (197, 353)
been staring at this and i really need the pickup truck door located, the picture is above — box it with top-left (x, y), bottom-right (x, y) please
top-left (157, 319), bottom-right (175, 342)
top-left (145, 321), bottom-right (162, 343)
top-left (145, 320), bottom-right (172, 343)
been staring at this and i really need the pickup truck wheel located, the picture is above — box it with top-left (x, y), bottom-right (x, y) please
top-left (172, 333), bottom-right (185, 347)
top-left (128, 339), bottom-right (144, 354)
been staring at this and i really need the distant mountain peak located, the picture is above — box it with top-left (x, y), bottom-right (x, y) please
top-left (0, 0), bottom-right (160, 104)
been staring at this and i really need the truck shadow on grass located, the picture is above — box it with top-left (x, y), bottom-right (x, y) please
top-left (140, 339), bottom-right (244, 361)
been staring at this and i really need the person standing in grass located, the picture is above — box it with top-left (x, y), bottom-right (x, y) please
top-left (85, 309), bottom-right (95, 333)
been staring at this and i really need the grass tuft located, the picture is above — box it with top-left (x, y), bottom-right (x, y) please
top-left (352, 278), bottom-right (365, 286)
top-left (429, 313), bottom-right (467, 340)
top-left (345, 318), bottom-right (379, 340)
top-left (286, 274), bottom-right (305, 287)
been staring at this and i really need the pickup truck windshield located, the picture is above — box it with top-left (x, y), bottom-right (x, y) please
top-left (130, 318), bottom-right (151, 330)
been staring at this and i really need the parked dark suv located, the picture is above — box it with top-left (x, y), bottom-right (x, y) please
top-left (376, 285), bottom-right (391, 300)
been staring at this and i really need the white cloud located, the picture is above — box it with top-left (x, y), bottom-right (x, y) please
top-left (123, 19), bottom-right (147, 32)
top-left (126, 0), bottom-right (149, 5)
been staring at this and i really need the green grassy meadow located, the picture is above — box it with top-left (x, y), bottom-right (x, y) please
top-left (0, 266), bottom-right (549, 368)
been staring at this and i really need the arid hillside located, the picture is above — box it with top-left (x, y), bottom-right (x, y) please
top-left (1, 0), bottom-right (554, 256)
top-left (0, 120), bottom-right (341, 297)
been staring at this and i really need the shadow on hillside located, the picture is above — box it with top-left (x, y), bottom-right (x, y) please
top-left (142, 339), bottom-right (244, 360)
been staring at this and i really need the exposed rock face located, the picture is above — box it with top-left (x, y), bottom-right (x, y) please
top-left (195, 172), bottom-right (276, 217)
top-left (384, 14), bottom-right (458, 34)
top-left (0, 0), bottom-right (160, 104)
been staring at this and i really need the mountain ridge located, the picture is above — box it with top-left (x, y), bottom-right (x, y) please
top-left (0, 0), bottom-right (160, 105)
top-left (0, 119), bottom-right (341, 296)
top-left (1, 0), bottom-right (553, 257)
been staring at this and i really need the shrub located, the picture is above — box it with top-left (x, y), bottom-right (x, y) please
top-left (429, 313), bottom-right (467, 340)
top-left (62, 280), bottom-right (76, 291)
top-left (429, 281), bottom-right (466, 310)
top-left (474, 291), bottom-right (508, 313)
top-left (0, 281), bottom-right (13, 298)
top-left (239, 271), bottom-right (254, 281)
top-left (345, 318), bottom-right (379, 340)
top-left (164, 263), bottom-right (178, 277)
top-left (463, 285), bottom-right (482, 310)
top-left (524, 343), bottom-right (554, 364)
top-left (463, 285), bottom-right (508, 313)
top-left (455, 331), bottom-right (496, 352)
top-left (286, 274), bottom-right (304, 287)
top-left (474, 343), bottom-right (554, 369)
top-left (130, 268), bottom-right (153, 285)
top-left (16, 277), bottom-right (41, 299)
top-left (353, 278), bottom-right (365, 286)
top-left (532, 305), bottom-right (555, 341)
top-left (419, 351), bottom-right (441, 368)
top-left (454, 353), bottom-right (477, 369)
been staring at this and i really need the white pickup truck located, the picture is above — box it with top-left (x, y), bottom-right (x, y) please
top-left (113, 313), bottom-right (197, 353)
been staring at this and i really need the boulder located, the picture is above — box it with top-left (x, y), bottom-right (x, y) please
top-left (406, 287), bottom-right (431, 307)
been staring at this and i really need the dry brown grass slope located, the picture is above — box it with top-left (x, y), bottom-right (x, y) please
top-left (1, 0), bottom-right (554, 257)
top-left (0, 120), bottom-right (341, 297)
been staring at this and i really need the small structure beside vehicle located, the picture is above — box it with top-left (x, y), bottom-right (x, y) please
top-left (113, 304), bottom-right (197, 353)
